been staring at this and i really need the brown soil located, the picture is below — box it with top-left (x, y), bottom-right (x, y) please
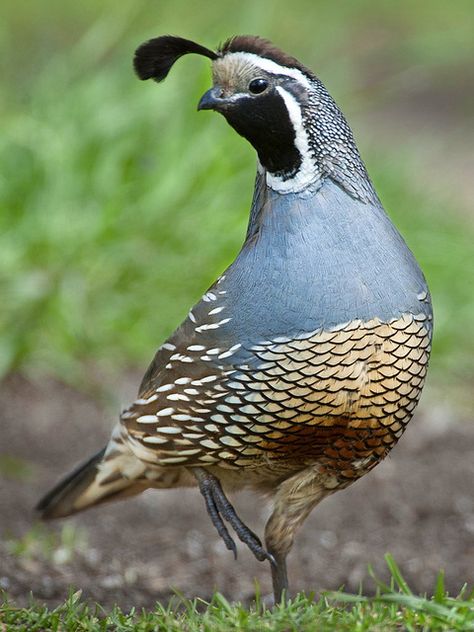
top-left (1, 375), bottom-right (473, 611)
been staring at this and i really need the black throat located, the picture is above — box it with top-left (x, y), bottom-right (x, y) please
top-left (221, 92), bottom-right (301, 179)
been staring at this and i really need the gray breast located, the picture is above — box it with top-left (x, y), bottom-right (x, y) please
top-left (219, 178), bottom-right (431, 342)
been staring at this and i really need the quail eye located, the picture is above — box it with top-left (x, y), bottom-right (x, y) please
top-left (248, 78), bottom-right (268, 94)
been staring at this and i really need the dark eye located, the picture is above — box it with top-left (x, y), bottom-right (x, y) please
top-left (248, 78), bottom-right (268, 94)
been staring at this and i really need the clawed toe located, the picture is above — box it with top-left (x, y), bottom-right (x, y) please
top-left (198, 478), bottom-right (237, 558)
top-left (193, 467), bottom-right (272, 564)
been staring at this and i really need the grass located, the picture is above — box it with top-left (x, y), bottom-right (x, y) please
top-left (1, 557), bottom-right (473, 631)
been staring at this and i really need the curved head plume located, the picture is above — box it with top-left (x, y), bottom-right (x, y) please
top-left (133, 35), bottom-right (218, 82)
top-left (134, 34), bottom-right (374, 201)
top-left (133, 34), bottom-right (312, 84)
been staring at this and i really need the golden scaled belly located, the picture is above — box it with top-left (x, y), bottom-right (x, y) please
top-left (229, 313), bottom-right (432, 481)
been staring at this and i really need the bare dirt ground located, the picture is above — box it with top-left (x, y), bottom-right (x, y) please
top-left (1, 375), bottom-right (473, 611)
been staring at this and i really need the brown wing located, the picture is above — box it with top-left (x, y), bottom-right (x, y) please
top-left (121, 312), bottom-right (431, 480)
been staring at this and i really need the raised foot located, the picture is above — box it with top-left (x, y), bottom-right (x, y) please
top-left (193, 467), bottom-right (274, 564)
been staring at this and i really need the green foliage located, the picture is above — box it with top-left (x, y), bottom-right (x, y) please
top-left (1, 557), bottom-right (473, 630)
top-left (5, 524), bottom-right (88, 565)
top-left (1, 0), bottom-right (473, 392)
top-left (0, 455), bottom-right (32, 481)
top-left (368, 165), bottom-right (474, 388)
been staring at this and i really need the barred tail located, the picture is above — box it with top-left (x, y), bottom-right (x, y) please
top-left (36, 447), bottom-right (146, 520)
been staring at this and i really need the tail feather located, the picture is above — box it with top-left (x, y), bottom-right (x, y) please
top-left (36, 447), bottom-right (145, 520)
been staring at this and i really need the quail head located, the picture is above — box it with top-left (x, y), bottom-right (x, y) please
top-left (37, 35), bottom-right (432, 602)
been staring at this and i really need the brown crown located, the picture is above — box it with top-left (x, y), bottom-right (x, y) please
top-left (218, 35), bottom-right (314, 78)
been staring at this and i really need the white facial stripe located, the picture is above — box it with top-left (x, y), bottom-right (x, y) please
top-left (221, 52), bottom-right (319, 194)
top-left (226, 92), bottom-right (247, 102)
top-left (264, 86), bottom-right (321, 194)
top-left (224, 52), bottom-right (313, 91)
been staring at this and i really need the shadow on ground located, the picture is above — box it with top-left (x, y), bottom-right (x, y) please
top-left (0, 375), bottom-right (473, 610)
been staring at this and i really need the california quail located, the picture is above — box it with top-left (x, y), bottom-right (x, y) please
top-left (37, 35), bottom-right (433, 602)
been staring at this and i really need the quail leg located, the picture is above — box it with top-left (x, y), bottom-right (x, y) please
top-left (192, 467), bottom-right (274, 564)
top-left (266, 545), bottom-right (288, 603)
top-left (263, 465), bottom-right (331, 603)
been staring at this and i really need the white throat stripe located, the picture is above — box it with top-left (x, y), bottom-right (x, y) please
top-left (265, 87), bottom-right (321, 194)
top-left (222, 52), bottom-right (320, 194)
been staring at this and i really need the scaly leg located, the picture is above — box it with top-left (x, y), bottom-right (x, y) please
top-left (265, 466), bottom-right (330, 603)
top-left (193, 467), bottom-right (274, 564)
top-left (266, 545), bottom-right (288, 603)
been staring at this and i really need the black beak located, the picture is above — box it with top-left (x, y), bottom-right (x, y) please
top-left (197, 86), bottom-right (226, 111)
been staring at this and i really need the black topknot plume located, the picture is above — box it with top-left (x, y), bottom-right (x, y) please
top-left (134, 35), bottom-right (218, 82)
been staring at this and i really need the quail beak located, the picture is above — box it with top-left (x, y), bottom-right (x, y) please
top-left (197, 86), bottom-right (228, 112)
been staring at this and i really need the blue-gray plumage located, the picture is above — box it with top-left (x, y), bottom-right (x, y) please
top-left (37, 34), bottom-right (432, 603)
top-left (206, 177), bottom-right (431, 343)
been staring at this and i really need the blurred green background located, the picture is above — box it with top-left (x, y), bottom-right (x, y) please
top-left (1, 0), bottom-right (473, 408)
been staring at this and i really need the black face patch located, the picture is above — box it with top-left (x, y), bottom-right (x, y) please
top-left (221, 90), bottom-right (302, 178)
